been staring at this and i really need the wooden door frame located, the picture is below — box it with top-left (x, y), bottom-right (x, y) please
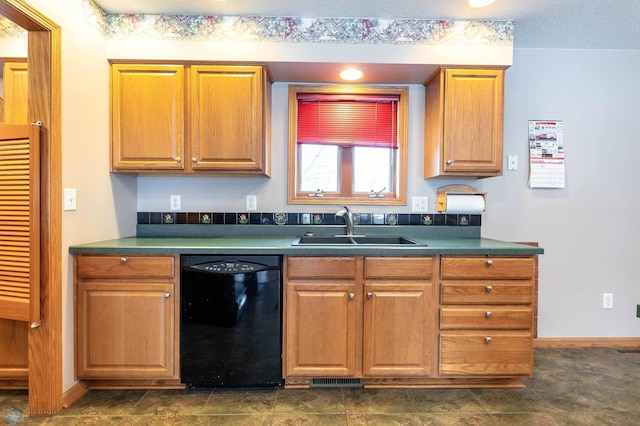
top-left (0, 0), bottom-right (62, 417)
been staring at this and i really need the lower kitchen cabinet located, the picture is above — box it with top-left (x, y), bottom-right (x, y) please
top-left (75, 254), bottom-right (180, 381)
top-left (0, 319), bottom-right (28, 380)
top-left (438, 255), bottom-right (535, 378)
top-left (284, 256), bottom-right (435, 383)
top-left (439, 331), bottom-right (533, 376)
top-left (363, 257), bottom-right (434, 377)
top-left (284, 257), bottom-right (358, 377)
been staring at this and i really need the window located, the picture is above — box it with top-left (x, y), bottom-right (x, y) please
top-left (288, 85), bottom-right (408, 205)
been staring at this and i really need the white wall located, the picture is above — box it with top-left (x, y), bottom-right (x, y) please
top-left (480, 48), bottom-right (640, 338)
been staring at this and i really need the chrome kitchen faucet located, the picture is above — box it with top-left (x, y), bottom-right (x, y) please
top-left (336, 206), bottom-right (355, 236)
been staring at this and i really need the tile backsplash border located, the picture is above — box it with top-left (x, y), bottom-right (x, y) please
top-left (137, 211), bottom-right (481, 227)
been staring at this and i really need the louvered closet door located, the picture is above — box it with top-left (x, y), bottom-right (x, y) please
top-left (0, 123), bottom-right (40, 323)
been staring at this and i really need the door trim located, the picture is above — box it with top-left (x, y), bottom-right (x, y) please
top-left (0, 0), bottom-right (62, 417)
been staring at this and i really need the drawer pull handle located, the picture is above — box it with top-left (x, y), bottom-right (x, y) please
top-left (175, 157), bottom-right (181, 162)
top-left (349, 293), bottom-right (355, 300)
top-left (192, 157), bottom-right (198, 163)
top-left (163, 292), bottom-right (171, 298)
top-left (367, 292), bottom-right (373, 299)
top-left (486, 259), bottom-right (494, 266)
top-left (120, 257), bottom-right (127, 264)
top-left (485, 285), bottom-right (493, 292)
top-left (447, 159), bottom-right (454, 165)
top-left (485, 336), bottom-right (492, 344)
top-left (485, 311), bottom-right (493, 318)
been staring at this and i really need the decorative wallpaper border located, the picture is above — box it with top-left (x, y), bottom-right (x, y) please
top-left (68, 0), bottom-right (513, 46)
top-left (102, 16), bottom-right (513, 45)
top-left (137, 212), bottom-right (481, 227)
top-left (2, 1), bottom-right (513, 45)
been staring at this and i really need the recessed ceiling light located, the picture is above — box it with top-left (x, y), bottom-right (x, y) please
top-left (340, 68), bottom-right (364, 81)
top-left (467, 0), bottom-right (497, 8)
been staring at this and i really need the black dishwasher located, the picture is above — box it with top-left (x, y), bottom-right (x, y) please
top-left (180, 255), bottom-right (282, 388)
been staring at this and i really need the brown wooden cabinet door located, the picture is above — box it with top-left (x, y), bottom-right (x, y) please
top-left (442, 69), bottom-right (504, 175)
top-left (284, 280), bottom-right (357, 377)
top-left (190, 65), bottom-right (269, 174)
top-left (0, 319), bottom-right (27, 379)
top-left (76, 282), bottom-right (176, 378)
top-left (110, 64), bottom-right (185, 171)
top-left (2, 61), bottom-right (28, 124)
top-left (363, 281), bottom-right (433, 377)
top-left (424, 68), bottom-right (504, 178)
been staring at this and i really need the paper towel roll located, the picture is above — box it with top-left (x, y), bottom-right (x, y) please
top-left (444, 194), bottom-right (485, 214)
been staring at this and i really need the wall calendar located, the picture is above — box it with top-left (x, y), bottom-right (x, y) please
top-left (528, 120), bottom-right (565, 188)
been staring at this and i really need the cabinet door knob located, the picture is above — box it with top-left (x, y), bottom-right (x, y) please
top-left (175, 157), bottom-right (181, 162)
top-left (484, 336), bottom-right (492, 344)
top-left (367, 292), bottom-right (373, 299)
top-left (163, 292), bottom-right (171, 298)
top-left (192, 157), bottom-right (197, 163)
top-left (485, 311), bottom-right (493, 318)
top-left (485, 285), bottom-right (493, 292)
top-left (120, 257), bottom-right (127, 264)
top-left (446, 159), bottom-right (454, 165)
top-left (486, 259), bottom-right (494, 266)
top-left (348, 293), bottom-right (355, 300)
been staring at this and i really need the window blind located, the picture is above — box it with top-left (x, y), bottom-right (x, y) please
top-left (297, 94), bottom-right (399, 149)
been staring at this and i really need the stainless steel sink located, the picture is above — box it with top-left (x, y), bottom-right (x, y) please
top-left (292, 235), bottom-right (424, 246)
top-left (351, 236), bottom-right (423, 245)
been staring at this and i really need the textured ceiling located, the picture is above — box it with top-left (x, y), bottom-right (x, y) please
top-left (95, 0), bottom-right (640, 50)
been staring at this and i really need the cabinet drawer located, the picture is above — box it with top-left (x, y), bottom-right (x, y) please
top-left (76, 255), bottom-right (175, 279)
top-left (440, 307), bottom-right (532, 330)
top-left (440, 332), bottom-right (532, 376)
top-left (441, 256), bottom-right (534, 279)
top-left (364, 257), bottom-right (433, 279)
top-left (441, 280), bottom-right (532, 304)
top-left (287, 257), bottom-right (357, 279)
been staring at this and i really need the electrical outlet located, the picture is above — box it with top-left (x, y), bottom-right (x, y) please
top-left (603, 293), bottom-right (613, 309)
top-left (170, 195), bottom-right (181, 211)
top-left (246, 195), bottom-right (257, 211)
top-left (412, 196), bottom-right (429, 212)
top-left (507, 154), bottom-right (518, 171)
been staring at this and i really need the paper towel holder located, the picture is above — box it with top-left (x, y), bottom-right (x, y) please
top-left (436, 184), bottom-right (487, 213)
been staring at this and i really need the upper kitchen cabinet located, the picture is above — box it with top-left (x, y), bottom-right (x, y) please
top-left (424, 67), bottom-right (505, 178)
top-left (110, 63), bottom-right (271, 176)
top-left (2, 60), bottom-right (29, 124)
top-left (110, 64), bottom-right (186, 171)
top-left (190, 65), bottom-right (271, 175)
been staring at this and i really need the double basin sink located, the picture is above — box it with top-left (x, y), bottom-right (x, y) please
top-left (292, 235), bottom-right (424, 246)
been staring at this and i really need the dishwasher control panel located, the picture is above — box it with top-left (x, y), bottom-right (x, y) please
top-left (189, 261), bottom-right (269, 274)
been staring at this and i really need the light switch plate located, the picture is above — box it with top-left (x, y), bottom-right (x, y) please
top-left (63, 188), bottom-right (76, 211)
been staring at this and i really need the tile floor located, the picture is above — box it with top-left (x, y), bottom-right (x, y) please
top-left (1, 347), bottom-right (639, 425)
